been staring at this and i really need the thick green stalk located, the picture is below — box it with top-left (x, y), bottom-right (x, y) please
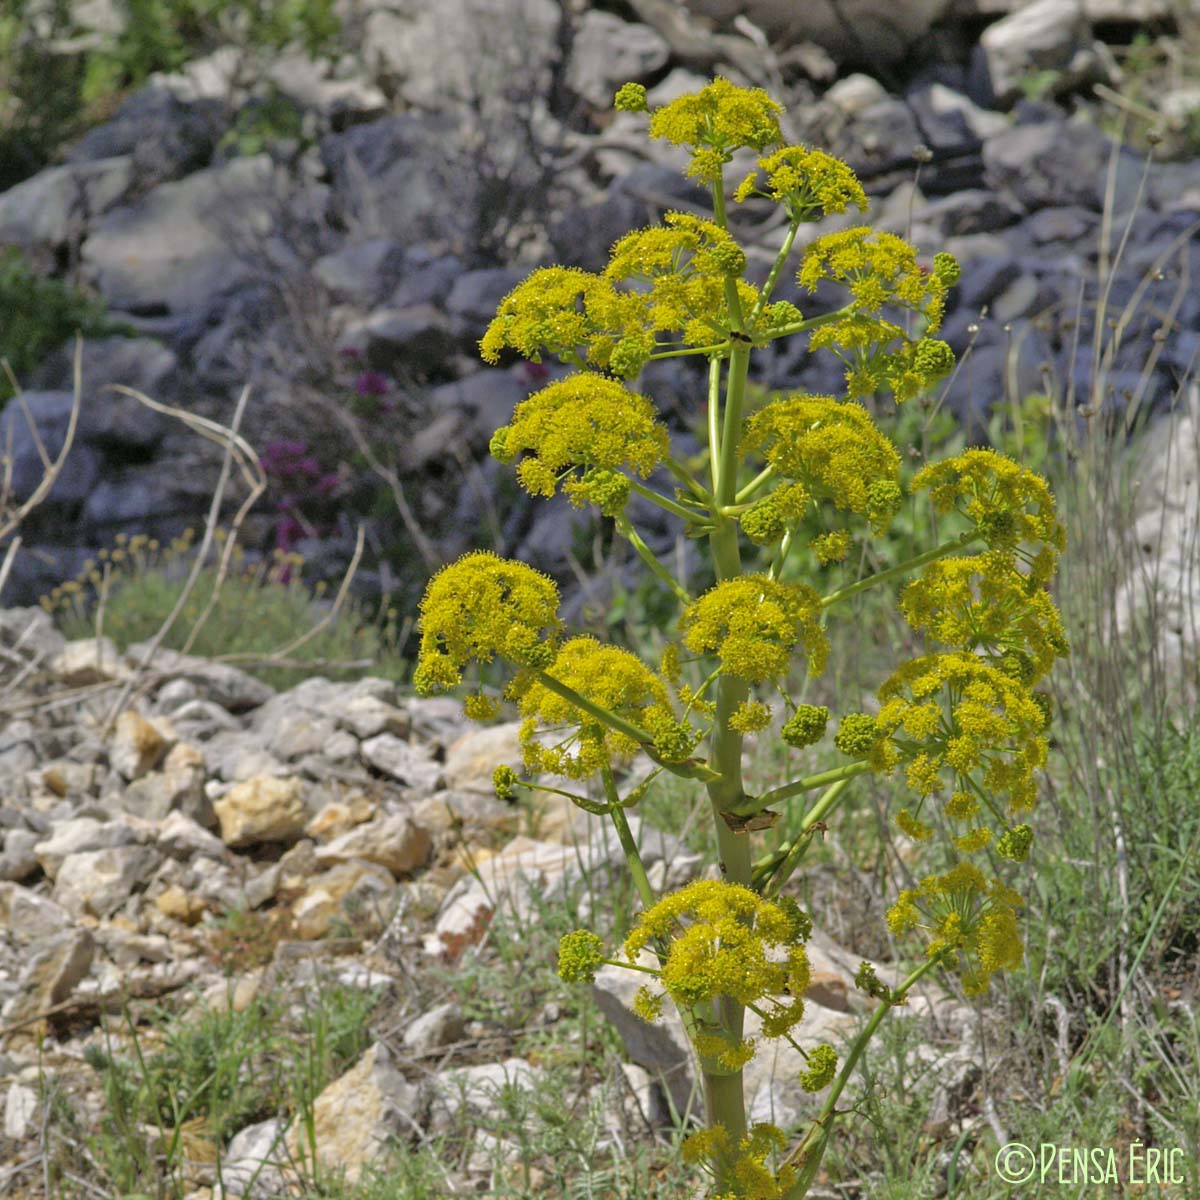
top-left (700, 337), bottom-right (755, 1171)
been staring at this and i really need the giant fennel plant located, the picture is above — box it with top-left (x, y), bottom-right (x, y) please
top-left (413, 78), bottom-right (1067, 1199)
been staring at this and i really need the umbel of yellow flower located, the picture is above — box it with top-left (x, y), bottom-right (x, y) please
top-left (413, 551), bottom-right (559, 695)
top-left (741, 395), bottom-right (902, 533)
top-left (734, 144), bottom-right (869, 222)
top-left (681, 575), bottom-right (829, 682)
top-left (479, 265), bottom-right (653, 378)
top-left (900, 550), bottom-right (1069, 683)
top-left (798, 227), bottom-right (954, 327)
top-left (514, 636), bottom-right (697, 779)
top-left (683, 1122), bottom-right (798, 1200)
top-left (490, 374), bottom-right (669, 515)
top-left (886, 862), bottom-right (1024, 995)
top-left (625, 881), bottom-right (813, 1049)
top-left (873, 650), bottom-right (1050, 819)
top-left (605, 212), bottom-right (757, 346)
top-left (642, 76), bottom-right (784, 182)
top-left (911, 448), bottom-right (1065, 580)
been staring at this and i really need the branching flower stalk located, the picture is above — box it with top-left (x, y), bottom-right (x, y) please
top-left (414, 77), bottom-right (1067, 1199)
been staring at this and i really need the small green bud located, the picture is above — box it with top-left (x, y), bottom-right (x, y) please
top-left (854, 961), bottom-right (891, 1000)
top-left (799, 1043), bottom-right (838, 1092)
top-left (997, 824), bottom-right (1034, 862)
top-left (613, 82), bottom-right (648, 113)
top-left (834, 712), bottom-right (878, 757)
top-left (493, 764), bottom-right (520, 802)
top-left (489, 426), bottom-right (515, 463)
top-left (913, 337), bottom-right (955, 379)
top-left (1031, 691), bottom-right (1053, 730)
top-left (776, 895), bottom-right (813, 942)
top-left (558, 929), bottom-right (606, 983)
top-left (932, 252), bottom-right (961, 285)
top-left (782, 704), bottom-right (830, 749)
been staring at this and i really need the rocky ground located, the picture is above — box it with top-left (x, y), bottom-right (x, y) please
top-left (0, 610), bottom-right (981, 1196)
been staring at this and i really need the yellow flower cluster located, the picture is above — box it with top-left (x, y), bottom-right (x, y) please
top-left (644, 76), bottom-right (784, 183)
top-left (796, 229), bottom-right (958, 401)
top-left (900, 551), bottom-right (1069, 683)
top-left (413, 552), bottom-right (559, 695)
top-left (910, 449), bottom-right (1065, 581)
top-left (683, 1123), bottom-right (797, 1200)
top-left (741, 395), bottom-right (902, 533)
top-left (799, 227), bottom-right (953, 326)
top-left (681, 576), bottom-right (829, 682)
top-left (874, 652), bottom-right (1050, 847)
top-left (514, 636), bottom-right (697, 779)
top-left (605, 212), bottom-right (753, 346)
top-left (739, 481), bottom-right (810, 546)
top-left (886, 862), bottom-right (1024, 995)
top-left (626, 881), bottom-right (813, 1046)
top-left (734, 144), bottom-right (868, 222)
top-left (479, 266), bottom-right (653, 378)
top-left (490, 374), bottom-right (669, 514)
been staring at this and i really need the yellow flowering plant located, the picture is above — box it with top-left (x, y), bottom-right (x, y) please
top-left (414, 77), bottom-right (1067, 1198)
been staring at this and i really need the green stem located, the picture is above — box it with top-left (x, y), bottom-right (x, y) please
top-left (756, 778), bottom-right (852, 898)
top-left (699, 334), bottom-right (755, 1173)
top-left (627, 479), bottom-right (708, 525)
top-left (649, 341), bottom-right (731, 360)
top-left (707, 356), bottom-right (723, 492)
top-left (750, 221), bottom-right (801, 322)
top-left (760, 305), bottom-right (856, 342)
top-left (820, 532), bottom-right (981, 610)
top-left (735, 465), bottom-right (775, 504)
top-left (780, 954), bottom-right (950, 1200)
top-left (603, 766), bottom-right (656, 911)
top-left (615, 514), bottom-right (691, 605)
top-left (533, 670), bottom-right (652, 745)
top-left (769, 524), bottom-right (798, 581)
top-left (665, 455), bottom-right (713, 503)
top-left (734, 760), bottom-right (872, 818)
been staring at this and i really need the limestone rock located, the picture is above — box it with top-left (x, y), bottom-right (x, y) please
top-left (0, 157), bottom-right (132, 249)
top-left (0, 829), bottom-right (40, 882)
top-left (53, 845), bottom-right (158, 917)
top-left (360, 734), bottom-right (444, 795)
top-left (81, 156), bottom-right (276, 313)
top-left (285, 1043), bottom-right (421, 1182)
top-left (305, 796), bottom-right (376, 841)
top-left (292, 860), bottom-right (396, 940)
top-left (402, 1001), bottom-right (466, 1056)
top-left (428, 1058), bottom-right (541, 1136)
top-left (110, 710), bottom-right (174, 781)
top-left (35, 817), bottom-right (140, 879)
top-left (50, 637), bottom-right (129, 686)
top-left (680, 0), bottom-right (952, 66)
top-left (977, 0), bottom-right (1095, 107)
top-left (565, 11), bottom-right (670, 107)
top-left (314, 813), bottom-right (432, 878)
top-left (443, 722), bottom-right (522, 794)
top-left (128, 644), bottom-right (274, 711)
top-left (213, 776), bottom-right (307, 847)
top-left (1, 929), bottom-right (95, 1027)
top-left (121, 741), bottom-right (209, 823)
top-left (0, 883), bottom-right (74, 943)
